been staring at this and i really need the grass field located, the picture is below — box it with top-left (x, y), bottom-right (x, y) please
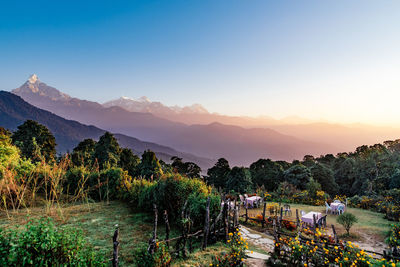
top-left (242, 201), bottom-right (392, 251)
top-left (0, 201), bottom-right (229, 266)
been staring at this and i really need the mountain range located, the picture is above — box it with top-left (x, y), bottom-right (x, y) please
top-left (11, 75), bottom-right (334, 165)
top-left (0, 91), bottom-right (213, 169)
top-left (11, 74), bottom-right (400, 166)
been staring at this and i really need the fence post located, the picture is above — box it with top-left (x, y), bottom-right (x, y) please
top-left (202, 196), bottom-right (211, 250)
top-left (245, 203), bottom-right (248, 223)
top-left (331, 224), bottom-right (338, 244)
top-left (233, 202), bottom-right (239, 229)
top-left (296, 209), bottom-right (300, 229)
top-left (262, 202), bottom-right (266, 228)
top-left (223, 201), bottom-right (229, 242)
top-left (148, 204), bottom-right (158, 255)
top-left (280, 207), bottom-right (283, 221)
top-left (163, 210), bottom-right (170, 248)
top-left (112, 226), bottom-right (119, 267)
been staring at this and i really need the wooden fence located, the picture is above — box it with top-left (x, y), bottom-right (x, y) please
top-left (110, 197), bottom-right (241, 266)
top-left (239, 202), bottom-right (400, 262)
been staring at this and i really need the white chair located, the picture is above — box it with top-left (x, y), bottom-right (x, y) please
top-left (239, 195), bottom-right (245, 206)
top-left (300, 210), bottom-right (306, 216)
top-left (325, 202), bottom-right (332, 214)
top-left (337, 204), bottom-right (345, 215)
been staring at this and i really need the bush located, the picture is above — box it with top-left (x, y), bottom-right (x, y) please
top-left (132, 242), bottom-right (171, 267)
top-left (124, 173), bottom-right (220, 226)
top-left (211, 229), bottom-right (248, 266)
top-left (0, 217), bottom-right (104, 266)
top-left (337, 213), bottom-right (358, 236)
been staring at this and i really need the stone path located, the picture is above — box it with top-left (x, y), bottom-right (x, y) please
top-left (239, 225), bottom-right (273, 267)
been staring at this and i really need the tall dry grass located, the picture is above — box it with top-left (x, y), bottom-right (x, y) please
top-left (0, 155), bottom-right (94, 219)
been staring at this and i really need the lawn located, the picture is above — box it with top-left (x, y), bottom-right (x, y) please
top-left (241, 201), bottom-right (392, 252)
top-left (0, 201), bottom-right (227, 266)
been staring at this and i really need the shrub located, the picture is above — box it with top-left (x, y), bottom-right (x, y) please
top-left (124, 173), bottom-right (220, 226)
top-left (271, 234), bottom-right (377, 266)
top-left (211, 229), bottom-right (248, 266)
top-left (386, 224), bottom-right (400, 249)
top-left (132, 242), bottom-right (171, 267)
top-left (0, 217), bottom-right (104, 266)
top-left (337, 213), bottom-right (358, 236)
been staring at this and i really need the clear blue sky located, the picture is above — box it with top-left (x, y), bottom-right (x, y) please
top-left (1, 0), bottom-right (399, 124)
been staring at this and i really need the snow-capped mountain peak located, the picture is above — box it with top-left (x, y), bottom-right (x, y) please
top-left (103, 96), bottom-right (209, 115)
top-left (12, 74), bottom-right (71, 101)
top-left (28, 74), bottom-right (39, 84)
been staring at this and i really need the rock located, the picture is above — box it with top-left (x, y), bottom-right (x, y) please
top-left (240, 227), bottom-right (250, 234)
top-left (258, 238), bottom-right (274, 245)
top-left (247, 233), bottom-right (262, 239)
top-left (246, 250), bottom-right (270, 260)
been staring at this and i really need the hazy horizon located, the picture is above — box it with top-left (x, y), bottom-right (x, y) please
top-left (1, 1), bottom-right (400, 126)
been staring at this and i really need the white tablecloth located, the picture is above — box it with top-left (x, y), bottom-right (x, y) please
top-left (301, 212), bottom-right (322, 224)
top-left (245, 196), bottom-right (262, 208)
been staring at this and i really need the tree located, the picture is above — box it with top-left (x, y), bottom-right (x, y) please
top-left (306, 178), bottom-right (321, 198)
top-left (12, 120), bottom-right (56, 163)
top-left (206, 158), bottom-right (231, 189)
top-left (93, 132), bottom-right (121, 169)
top-left (71, 139), bottom-right (96, 166)
top-left (283, 164), bottom-right (312, 190)
top-left (119, 148), bottom-right (140, 177)
top-left (389, 169), bottom-right (400, 189)
top-left (183, 162), bottom-right (201, 178)
top-left (310, 163), bottom-right (339, 196)
top-left (225, 167), bottom-right (252, 194)
top-left (333, 157), bottom-right (356, 196)
top-left (137, 150), bottom-right (163, 180)
top-left (171, 157), bottom-right (201, 178)
top-left (249, 159), bottom-right (283, 191)
top-left (337, 213), bottom-right (358, 236)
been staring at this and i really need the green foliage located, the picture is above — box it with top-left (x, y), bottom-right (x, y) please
top-left (306, 178), bottom-right (322, 198)
top-left (94, 132), bottom-right (121, 169)
top-left (250, 159), bottom-right (283, 191)
top-left (337, 213), bottom-right (358, 235)
top-left (211, 229), bottom-right (247, 267)
top-left (119, 148), bottom-right (140, 177)
top-left (171, 156), bottom-right (201, 178)
top-left (132, 242), bottom-right (171, 267)
top-left (138, 150), bottom-right (163, 179)
top-left (310, 163), bottom-right (338, 196)
top-left (225, 167), bottom-right (252, 194)
top-left (386, 224), bottom-right (400, 249)
top-left (206, 158), bottom-right (230, 189)
top-left (0, 217), bottom-right (105, 266)
top-left (12, 120), bottom-right (56, 163)
top-left (0, 132), bottom-right (34, 177)
top-left (71, 138), bottom-right (96, 166)
top-left (283, 164), bottom-right (312, 190)
top-left (123, 173), bottom-right (219, 226)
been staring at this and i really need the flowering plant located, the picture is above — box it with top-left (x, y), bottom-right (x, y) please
top-left (210, 228), bottom-right (248, 266)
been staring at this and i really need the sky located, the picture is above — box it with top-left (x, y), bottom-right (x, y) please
top-left (0, 0), bottom-right (399, 125)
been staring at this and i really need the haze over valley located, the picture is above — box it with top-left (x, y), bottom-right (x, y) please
top-left (6, 74), bottom-right (400, 167)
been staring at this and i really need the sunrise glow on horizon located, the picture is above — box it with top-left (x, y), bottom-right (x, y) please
top-left (1, 0), bottom-right (399, 126)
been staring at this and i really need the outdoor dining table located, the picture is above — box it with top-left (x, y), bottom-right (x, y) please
top-left (301, 211), bottom-right (322, 225)
top-left (245, 196), bottom-right (262, 208)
